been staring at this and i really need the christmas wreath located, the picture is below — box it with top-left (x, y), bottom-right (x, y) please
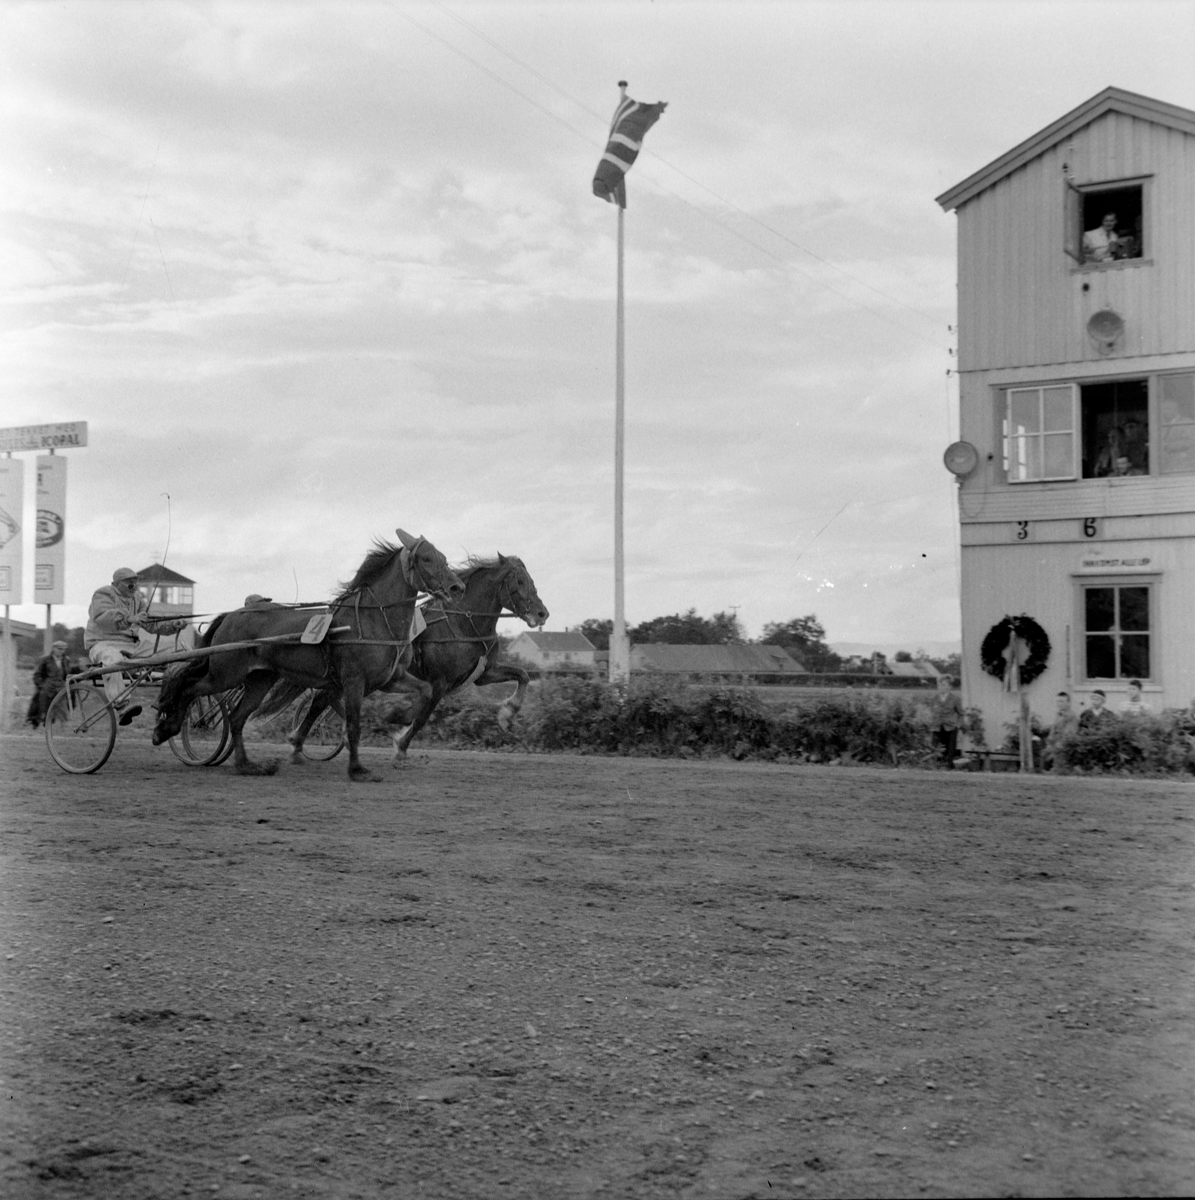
top-left (980, 614), bottom-right (1051, 686)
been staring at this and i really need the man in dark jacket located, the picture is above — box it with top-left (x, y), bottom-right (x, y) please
top-left (26, 640), bottom-right (70, 728)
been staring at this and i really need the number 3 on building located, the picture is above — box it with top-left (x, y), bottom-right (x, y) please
top-left (1083, 517), bottom-right (1099, 539)
top-left (1015, 521), bottom-right (1029, 541)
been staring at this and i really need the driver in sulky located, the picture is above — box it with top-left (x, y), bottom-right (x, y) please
top-left (85, 567), bottom-right (190, 724)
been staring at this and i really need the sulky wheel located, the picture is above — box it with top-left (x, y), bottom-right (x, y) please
top-left (169, 693), bottom-right (231, 767)
top-left (45, 683), bottom-right (117, 774)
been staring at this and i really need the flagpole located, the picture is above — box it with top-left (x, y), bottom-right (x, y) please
top-left (609, 81), bottom-right (631, 684)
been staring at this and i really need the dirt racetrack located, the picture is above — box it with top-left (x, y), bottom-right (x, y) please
top-left (2, 730), bottom-right (1194, 1199)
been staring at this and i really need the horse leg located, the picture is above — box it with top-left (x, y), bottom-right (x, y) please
top-left (287, 688), bottom-right (334, 764)
top-left (340, 674), bottom-right (377, 783)
top-left (390, 679), bottom-right (440, 762)
top-left (228, 671), bottom-right (282, 776)
top-left (475, 663), bottom-right (530, 731)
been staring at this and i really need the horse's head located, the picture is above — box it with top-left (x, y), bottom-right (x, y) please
top-left (498, 553), bottom-right (549, 628)
top-left (397, 529), bottom-right (465, 601)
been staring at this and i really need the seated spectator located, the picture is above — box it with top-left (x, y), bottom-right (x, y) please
top-left (1121, 679), bottom-right (1150, 716)
top-left (1079, 689), bottom-right (1115, 730)
top-left (1083, 212), bottom-right (1121, 263)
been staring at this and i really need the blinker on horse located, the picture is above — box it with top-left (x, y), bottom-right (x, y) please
top-left (152, 529), bottom-right (463, 782)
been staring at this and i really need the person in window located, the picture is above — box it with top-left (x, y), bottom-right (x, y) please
top-left (1079, 689), bottom-right (1115, 729)
top-left (1111, 454), bottom-right (1143, 477)
top-left (1094, 428), bottom-right (1122, 476)
top-left (1083, 212), bottom-right (1121, 263)
top-left (1121, 679), bottom-right (1150, 716)
top-left (1119, 418), bottom-right (1148, 472)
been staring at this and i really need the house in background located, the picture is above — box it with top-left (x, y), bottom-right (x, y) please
top-left (630, 643), bottom-right (806, 681)
top-left (888, 658), bottom-right (942, 681)
top-left (506, 630), bottom-right (598, 670)
top-left (937, 87), bottom-right (1195, 740)
top-left (134, 563), bottom-right (197, 653)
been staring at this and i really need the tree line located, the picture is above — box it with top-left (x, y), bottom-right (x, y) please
top-left (577, 610), bottom-right (958, 676)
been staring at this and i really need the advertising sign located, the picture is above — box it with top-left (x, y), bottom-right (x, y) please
top-left (34, 455), bottom-right (66, 605)
top-left (0, 457), bottom-right (22, 603)
top-left (0, 422), bottom-right (88, 452)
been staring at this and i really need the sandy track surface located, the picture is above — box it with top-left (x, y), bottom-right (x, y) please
top-left (2, 731), bottom-right (1194, 1198)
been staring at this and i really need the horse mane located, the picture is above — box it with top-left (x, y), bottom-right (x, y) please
top-left (455, 554), bottom-right (520, 584)
top-left (335, 539), bottom-right (403, 600)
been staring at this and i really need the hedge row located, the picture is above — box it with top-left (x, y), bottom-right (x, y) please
top-left (342, 676), bottom-right (945, 767)
top-left (250, 675), bottom-right (1195, 774)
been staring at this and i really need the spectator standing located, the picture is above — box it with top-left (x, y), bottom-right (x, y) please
top-left (25, 639), bottom-right (70, 728)
top-left (1043, 691), bottom-right (1080, 770)
top-left (930, 674), bottom-right (964, 769)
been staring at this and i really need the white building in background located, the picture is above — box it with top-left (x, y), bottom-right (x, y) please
top-left (506, 631), bottom-right (598, 671)
top-left (937, 87), bottom-right (1195, 742)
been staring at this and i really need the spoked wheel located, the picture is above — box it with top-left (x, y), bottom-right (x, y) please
top-left (293, 691), bottom-right (346, 761)
top-left (169, 694), bottom-right (231, 767)
top-left (45, 684), bottom-right (117, 774)
top-left (212, 688), bottom-right (243, 765)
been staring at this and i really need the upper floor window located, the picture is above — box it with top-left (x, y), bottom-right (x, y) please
top-left (1066, 180), bottom-right (1145, 265)
top-left (1005, 384), bottom-right (1076, 482)
top-left (1081, 378), bottom-right (1149, 477)
top-left (1160, 373), bottom-right (1195, 475)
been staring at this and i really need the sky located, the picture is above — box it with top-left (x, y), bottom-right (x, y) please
top-left (3, 0), bottom-right (1194, 645)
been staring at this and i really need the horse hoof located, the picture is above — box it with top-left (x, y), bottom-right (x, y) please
top-left (237, 760), bottom-right (279, 777)
top-left (349, 767), bottom-right (381, 783)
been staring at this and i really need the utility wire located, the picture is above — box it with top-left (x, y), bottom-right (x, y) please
top-left (393, 2), bottom-right (947, 349)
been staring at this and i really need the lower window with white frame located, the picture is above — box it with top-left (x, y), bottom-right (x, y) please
top-left (1079, 577), bottom-right (1155, 682)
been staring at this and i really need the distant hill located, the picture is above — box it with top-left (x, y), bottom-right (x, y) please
top-left (830, 640), bottom-right (961, 661)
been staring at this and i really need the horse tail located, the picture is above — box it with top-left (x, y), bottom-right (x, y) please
top-left (254, 679), bottom-right (310, 720)
top-left (156, 612), bottom-right (226, 722)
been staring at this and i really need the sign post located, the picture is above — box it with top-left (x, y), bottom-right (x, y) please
top-left (0, 456), bottom-right (23, 731)
top-left (35, 454), bottom-right (68, 653)
top-left (0, 421), bottom-right (86, 664)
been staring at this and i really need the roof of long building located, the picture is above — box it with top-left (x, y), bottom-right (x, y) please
top-left (630, 643), bottom-right (807, 674)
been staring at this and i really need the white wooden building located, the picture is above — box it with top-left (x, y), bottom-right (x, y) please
top-left (937, 87), bottom-right (1195, 742)
top-left (506, 631), bottom-right (598, 670)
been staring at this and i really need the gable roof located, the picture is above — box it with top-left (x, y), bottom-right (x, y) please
top-left (630, 644), bottom-right (807, 674)
top-left (135, 563), bottom-right (195, 586)
top-left (936, 87), bottom-right (1195, 212)
top-left (510, 631), bottom-right (596, 652)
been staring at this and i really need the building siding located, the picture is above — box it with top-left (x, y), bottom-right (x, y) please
top-left (957, 112), bottom-right (1195, 372)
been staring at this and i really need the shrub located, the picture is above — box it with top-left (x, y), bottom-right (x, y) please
top-left (1051, 712), bottom-right (1193, 775)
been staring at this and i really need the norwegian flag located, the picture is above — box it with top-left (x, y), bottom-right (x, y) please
top-left (592, 93), bottom-right (667, 208)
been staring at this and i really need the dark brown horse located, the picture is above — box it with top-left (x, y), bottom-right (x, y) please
top-left (281, 554), bottom-right (547, 764)
top-left (151, 529), bottom-right (464, 781)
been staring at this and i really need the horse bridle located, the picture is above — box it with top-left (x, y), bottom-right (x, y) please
top-left (421, 565), bottom-right (537, 645)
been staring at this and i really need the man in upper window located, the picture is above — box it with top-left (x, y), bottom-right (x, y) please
top-left (85, 567), bottom-right (189, 724)
top-left (1119, 418), bottom-right (1148, 472)
top-left (1082, 212), bottom-right (1121, 263)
